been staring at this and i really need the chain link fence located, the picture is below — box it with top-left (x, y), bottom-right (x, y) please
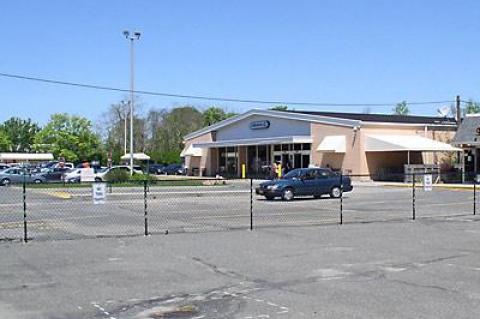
top-left (0, 172), bottom-right (478, 242)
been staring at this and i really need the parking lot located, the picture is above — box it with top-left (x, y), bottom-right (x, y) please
top-left (0, 180), bottom-right (476, 241)
top-left (1, 214), bottom-right (480, 318)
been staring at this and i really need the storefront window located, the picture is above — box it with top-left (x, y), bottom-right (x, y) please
top-left (293, 144), bottom-right (302, 151)
top-left (247, 146), bottom-right (257, 172)
top-left (218, 148), bottom-right (226, 174)
top-left (302, 154), bottom-right (310, 168)
top-left (302, 143), bottom-right (311, 150)
top-left (226, 147), bottom-right (237, 176)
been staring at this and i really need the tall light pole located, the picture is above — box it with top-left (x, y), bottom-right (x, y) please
top-left (120, 100), bottom-right (128, 155)
top-left (123, 30), bottom-right (141, 175)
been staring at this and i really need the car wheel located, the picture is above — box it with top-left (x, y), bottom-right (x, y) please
top-left (34, 179), bottom-right (42, 184)
top-left (95, 177), bottom-right (102, 182)
top-left (1, 178), bottom-right (10, 186)
top-left (265, 195), bottom-right (275, 200)
top-left (330, 186), bottom-right (342, 198)
top-left (281, 188), bottom-right (294, 201)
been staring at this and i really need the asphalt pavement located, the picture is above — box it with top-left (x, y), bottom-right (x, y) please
top-left (1, 217), bottom-right (480, 318)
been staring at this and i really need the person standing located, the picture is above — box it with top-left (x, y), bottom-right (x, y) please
top-left (270, 162), bottom-right (277, 179)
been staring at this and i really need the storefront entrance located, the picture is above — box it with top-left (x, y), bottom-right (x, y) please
top-left (215, 143), bottom-right (311, 177)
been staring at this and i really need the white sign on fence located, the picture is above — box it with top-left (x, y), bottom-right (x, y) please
top-left (92, 183), bottom-right (107, 204)
top-left (423, 174), bottom-right (433, 191)
top-left (80, 168), bottom-right (95, 182)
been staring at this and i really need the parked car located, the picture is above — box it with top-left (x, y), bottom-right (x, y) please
top-left (149, 164), bottom-right (166, 175)
top-left (64, 168), bottom-right (83, 183)
top-left (53, 162), bottom-right (74, 169)
top-left (0, 163), bottom-right (9, 171)
top-left (39, 167), bottom-right (70, 183)
top-left (255, 168), bottom-right (353, 201)
top-left (163, 164), bottom-right (185, 175)
top-left (38, 161), bottom-right (59, 173)
top-left (0, 168), bottom-right (46, 186)
top-left (94, 165), bottom-right (143, 182)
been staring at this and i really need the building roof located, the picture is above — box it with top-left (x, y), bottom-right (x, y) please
top-left (0, 153), bottom-right (54, 161)
top-left (285, 110), bottom-right (457, 125)
top-left (184, 108), bottom-right (458, 142)
top-left (184, 109), bottom-right (360, 140)
top-left (452, 115), bottom-right (480, 145)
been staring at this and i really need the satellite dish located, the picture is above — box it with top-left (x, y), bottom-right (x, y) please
top-left (437, 106), bottom-right (450, 117)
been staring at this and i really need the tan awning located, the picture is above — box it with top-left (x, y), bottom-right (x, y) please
top-left (316, 136), bottom-right (346, 153)
top-left (180, 145), bottom-right (204, 157)
top-left (365, 135), bottom-right (461, 152)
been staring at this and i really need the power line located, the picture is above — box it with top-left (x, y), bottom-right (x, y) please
top-left (0, 71), bottom-right (459, 107)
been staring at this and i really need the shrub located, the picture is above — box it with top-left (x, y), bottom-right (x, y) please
top-left (104, 169), bottom-right (130, 183)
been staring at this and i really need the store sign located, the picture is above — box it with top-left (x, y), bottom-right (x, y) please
top-left (249, 120), bottom-right (270, 130)
top-left (423, 174), bottom-right (433, 191)
top-left (92, 183), bottom-right (107, 204)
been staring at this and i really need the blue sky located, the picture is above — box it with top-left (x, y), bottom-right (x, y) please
top-left (1, 0), bottom-right (479, 124)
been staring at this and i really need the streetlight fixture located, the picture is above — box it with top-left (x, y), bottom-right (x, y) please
top-left (123, 30), bottom-right (141, 175)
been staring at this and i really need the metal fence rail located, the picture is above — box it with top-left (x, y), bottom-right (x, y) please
top-left (0, 172), bottom-right (478, 242)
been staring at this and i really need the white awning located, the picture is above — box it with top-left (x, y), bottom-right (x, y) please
top-left (120, 153), bottom-right (151, 161)
top-left (0, 153), bottom-right (54, 161)
top-left (180, 145), bottom-right (204, 157)
top-left (193, 136), bottom-right (312, 148)
top-left (365, 135), bottom-right (461, 152)
top-left (317, 136), bottom-right (346, 153)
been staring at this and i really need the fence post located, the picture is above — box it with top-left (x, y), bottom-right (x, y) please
top-left (340, 173), bottom-right (343, 225)
top-left (250, 178), bottom-right (253, 230)
top-left (144, 180), bottom-right (149, 236)
top-left (474, 179), bottom-right (476, 216)
top-left (412, 173), bottom-right (416, 220)
top-left (23, 176), bottom-right (28, 242)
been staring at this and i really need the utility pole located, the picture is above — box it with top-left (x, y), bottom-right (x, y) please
top-left (456, 95), bottom-right (461, 126)
top-left (123, 30), bottom-right (141, 175)
top-left (456, 95), bottom-right (465, 183)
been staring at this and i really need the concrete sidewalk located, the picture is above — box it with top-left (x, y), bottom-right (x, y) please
top-left (353, 180), bottom-right (476, 190)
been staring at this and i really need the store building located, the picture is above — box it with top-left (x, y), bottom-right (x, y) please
top-left (182, 109), bottom-right (459, 178)
top-left (452, 114), bottom-right (480, 176)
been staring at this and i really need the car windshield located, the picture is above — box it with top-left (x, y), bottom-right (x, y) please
top-left (97, 168), bottom-right (108, 173)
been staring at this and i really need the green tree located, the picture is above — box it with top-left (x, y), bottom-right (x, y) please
top-left (202, 106), bottom-right (236, 126)
top-left (270, 105), bottom-right (288, 111)
top-left (1, 117), bottom-right (40, 152)
top-left (393, 101), bottom-right (409, 115)
top-left (154, 106), bottom-right (203, 163)
top-left (0, 130), bottom-right (12, 151)
top-left (34, 113), bottom-right (102, 162)
top-left (463, 99), bottom-right (480, 115)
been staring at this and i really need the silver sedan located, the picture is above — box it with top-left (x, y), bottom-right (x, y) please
top-left (0, 168), bottom-right (46, 186)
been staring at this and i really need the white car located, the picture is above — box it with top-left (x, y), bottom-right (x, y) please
top-left (53, 162), bottom-right (74, 169)
top-left (94, 165), bottom-right (143, 182)
top-left (64, 168), bottom-right (83, 183)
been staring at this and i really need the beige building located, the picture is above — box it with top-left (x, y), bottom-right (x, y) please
top-left (182, 109), bottom-right (459, 178)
